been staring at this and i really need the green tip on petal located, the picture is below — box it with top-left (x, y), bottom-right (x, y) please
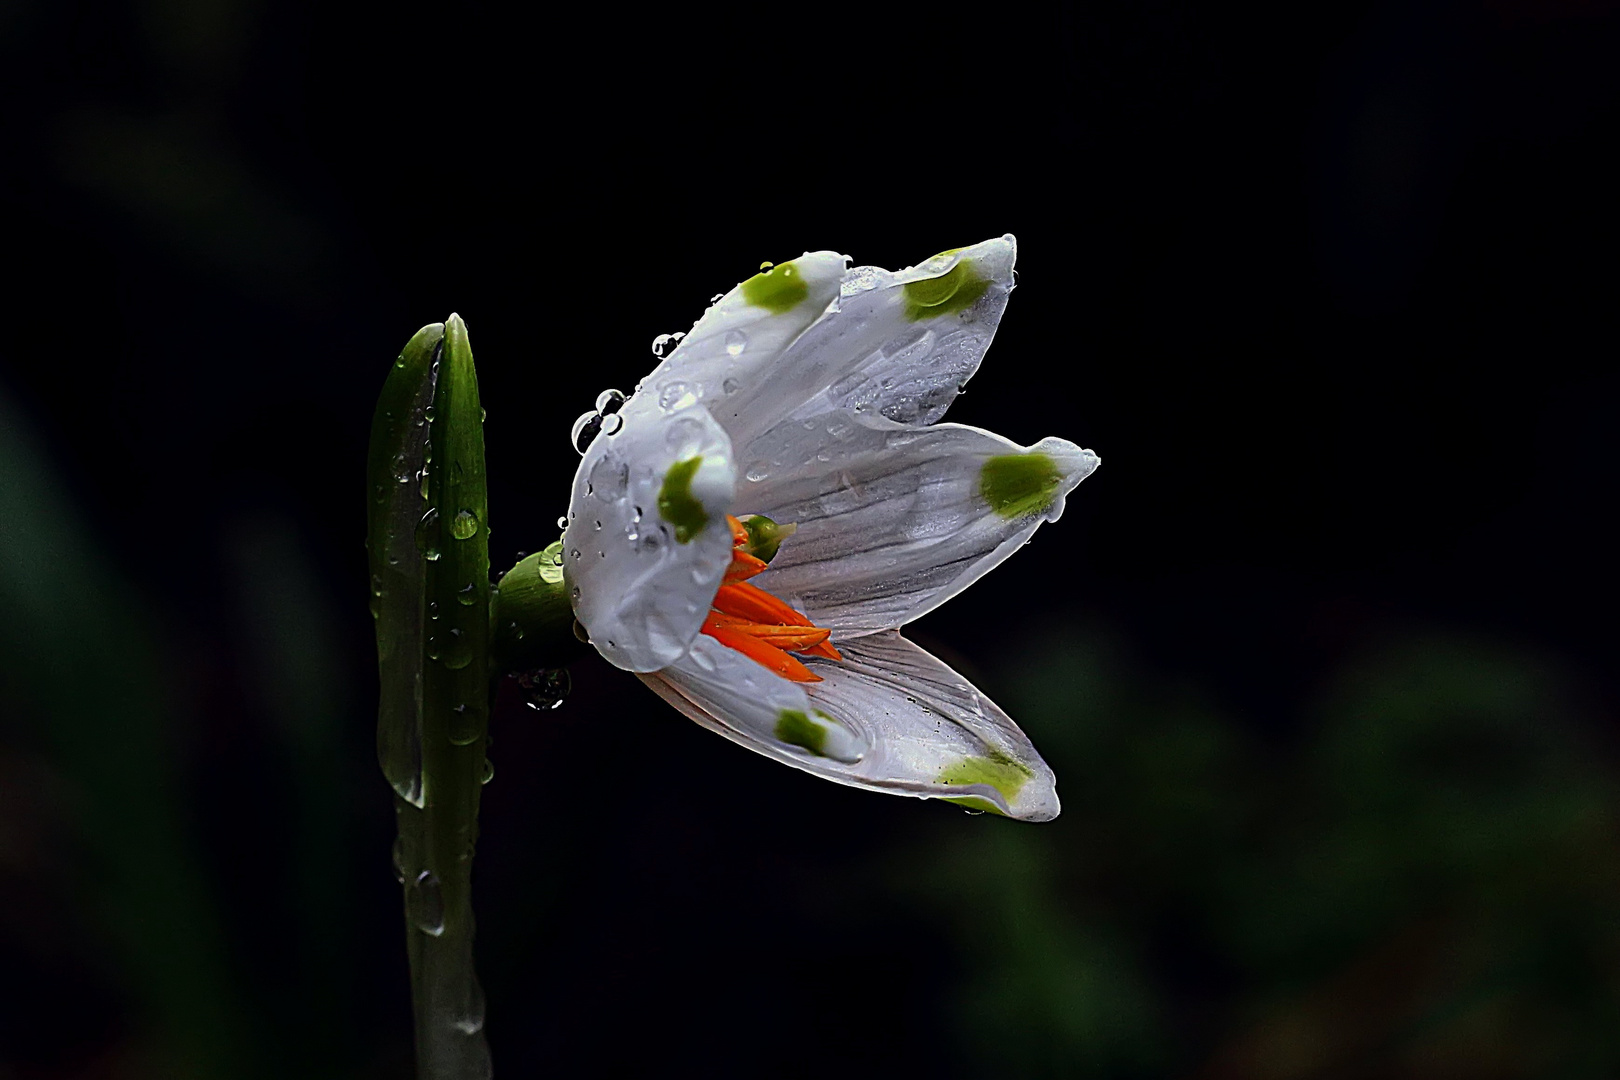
top-left (938, 751), bottom-right (1032, 805)
top-left (741, 261), bottom-right (810, 313)
top-left (903, 257), bottom-right (991, 321)
top-left (657, 456), bottom-right (709, 544)
top-left (738, 514), bottom-right (795, 564)
top-left (979, 452), bottom-right (1063, 519)
top-left (774, 709), bottom-right (829, 756)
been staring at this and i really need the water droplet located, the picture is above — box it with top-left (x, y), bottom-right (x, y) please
top-left (556, 516), bottom-right (569, 529)
top-left (416, 508), bottom-right (441, 560)
top-left (409, 871), bottom-right (446, 936)
top-left (570, 585), bottom-right (581, 600)
top-left (658, 381), bottom-right (693, 411)
top-left (440, 627), bottom-right (472, 670)
top-left (600, 412), bottom-right (623, 436)
top-left (588, 456), bottom-right (629, 501)
top-left (709, 292), bottom-right (724, 305)
top-left (391, 836), bottom-right (407, 883)
top-left (759, 261), bottom-right (774, 271)
top-left (451, 509), bottom-right (478, 540)
top-left (744, 462), bottom-right (772, 482)
top-left (457, 583), bottom-right (477, 606)
top-left (454, 982), bottom-right (487, 1036)
top-left (724, 330), bottom-right (748, 357)
top-left (479, 758), bottom-right (494, 786)
top-left (722, 377), bottom-right (741, 395)
top-left (571, 411), bottom-right (603, 454)
top-left (595, 388), bottom-right (627, 414)
top-left (650, 332), bottom-right (685, 359)
top-left (550, 550), bottom-right (564, 567)
top-left (516, 667), bottom-right (571, 710)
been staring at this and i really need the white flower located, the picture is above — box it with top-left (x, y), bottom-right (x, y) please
top-left (561, 237), bottom-right (1098, 820)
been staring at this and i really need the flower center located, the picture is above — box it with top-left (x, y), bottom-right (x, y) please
top-left (698, 515), bottom-right (840, 683)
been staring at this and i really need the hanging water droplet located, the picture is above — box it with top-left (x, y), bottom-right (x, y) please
top-left (595, 388), bottom-right (627, 414)
top-left (479, 758), bottom-right (494, 786)
top-left (557, 516), bottom-right (569, 530)
top-left (600, 412), bottom-right (623, 436)
top-left (724, 330), bottom-right (748, 357)
top-left (516, 667), bottom-right (571, 710)
top-left (709, 292), bottom-right (724, 305)
top-left (451, 509), bottom-right (479, 540)
top-left (571, 411), bottom-right (603, 455)
top-left (409, 871), bottom-right (446, 936)
top-left (416, 508), bottom-right (441, 560)
top-left (759, 261), bottom-right (774, 271)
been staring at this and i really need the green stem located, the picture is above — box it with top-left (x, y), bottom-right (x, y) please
top-left (368, 315), bottom-right (492, 1079)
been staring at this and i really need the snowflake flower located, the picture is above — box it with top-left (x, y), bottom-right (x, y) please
top-left (562, 237), bottom-right (1098, 820)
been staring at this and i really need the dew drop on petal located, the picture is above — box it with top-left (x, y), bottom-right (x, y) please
top-left (595, 388), bottom-right (627, 414)
top-left (724, 330), bottom-right (748, 357)
top-left (722, 377), bottom-right (741, 395)
top-left (744, 461), bottom-right (772, 482)
top-left (658, 381), bottom-right (695, 412)
top-left (571, 411), bottom-right (603, 454)
top-left (600, 412), bottom-right (623, 436)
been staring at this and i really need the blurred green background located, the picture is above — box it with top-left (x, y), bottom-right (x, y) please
top-left (3, 0), bottom-right (1617, 1076)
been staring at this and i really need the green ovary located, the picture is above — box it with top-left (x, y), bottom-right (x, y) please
top-left (902, 257), bottom-right (990, 321)
top-left (658, 457), bottom-right (709, 543)
top-left (741, 261), bottom-right (809, 313)
top-left (979, 452), bottom-right (1062, 519)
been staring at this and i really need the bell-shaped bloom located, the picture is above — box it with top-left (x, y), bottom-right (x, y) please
top-left (562, 237), bottom-right (1098, 820)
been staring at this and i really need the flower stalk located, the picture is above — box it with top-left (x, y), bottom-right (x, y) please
top-left (366, 315), bottom-right (492, 1079)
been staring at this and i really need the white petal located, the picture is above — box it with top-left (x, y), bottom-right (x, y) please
top-left (562, 396), bottom-right (737, 672)
top-left (640, 634), bottom-right (869, 764)
top-left (638, 251), bottom-right (848, 428)
top-left (723, 236), bottom-right (1018, 452)
top-left (644, 631), bottom-right (1058, 821)
top-left (742, 422), bottom-right (1098, 635)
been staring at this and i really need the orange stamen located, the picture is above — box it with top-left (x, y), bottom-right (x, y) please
top-left (701, 616), bottom-right (821, 682)
top-left (803, 640), bottom-right (843, 661)
top-left (723, 549), bottom-right (769, 584)
top-left (713, 581), bottom-right (816, 627)
top-left (701, 515), bottom-right (842, 676)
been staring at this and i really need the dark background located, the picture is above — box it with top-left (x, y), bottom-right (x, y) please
top-left (3, 0), bottom-right (1618, 1076)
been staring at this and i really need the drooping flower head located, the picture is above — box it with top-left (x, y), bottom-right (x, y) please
top-left (562, 237), bottom-right (1097, 820)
